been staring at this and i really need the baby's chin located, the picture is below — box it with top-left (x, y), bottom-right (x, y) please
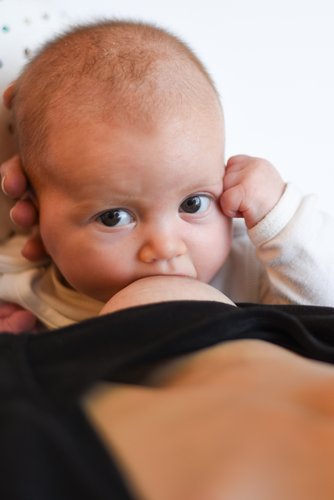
top-left (99, 275), bottom-right (235, 316)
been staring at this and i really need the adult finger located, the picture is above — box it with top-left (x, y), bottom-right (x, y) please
top-left (21, 229), bottom-right (48, 261)
top-left (0, 309), bottom-right (37, 334)
top-left (3, 82), bottom-right (16, 109)
top-left (10, 199), bottom-right (38, 228)
top-left (0, 155), bottom-right (28, 198)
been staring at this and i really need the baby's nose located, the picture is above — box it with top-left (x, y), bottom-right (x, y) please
top-left (138, 228), bottom-right (187, 263)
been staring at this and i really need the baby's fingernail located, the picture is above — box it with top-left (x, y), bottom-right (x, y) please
top-left (1, 175), bottom-right (9, 195)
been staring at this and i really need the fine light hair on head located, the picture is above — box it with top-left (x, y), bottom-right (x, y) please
top-left (12, 19), bottom-right (222, 188)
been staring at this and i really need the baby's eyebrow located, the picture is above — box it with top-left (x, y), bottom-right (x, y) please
top-left (187, 180), bottom-right (223, 192)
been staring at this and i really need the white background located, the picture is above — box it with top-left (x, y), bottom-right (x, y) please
top-left (1, 0), bottom-right (334, 213)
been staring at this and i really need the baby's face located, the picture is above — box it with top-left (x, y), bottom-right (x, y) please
top-left (37, 111), bottom-right (231, 302)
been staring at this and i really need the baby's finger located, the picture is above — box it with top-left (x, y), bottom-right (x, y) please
top-left (0, 155), bottom-right (28, 198)
top-left (10, 199), bottom-right (38, 228)
top-left (223, 168), bottom-right (246, 192)
top-left (220, 184), bottom-right (246, 219)
top-left (225, 155), bottom-right (252, 172)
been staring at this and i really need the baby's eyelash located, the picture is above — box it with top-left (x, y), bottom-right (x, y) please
top-left (96, 208), bottom-right (134, 227)
top-left (179, 194), bottom-right (212, 214)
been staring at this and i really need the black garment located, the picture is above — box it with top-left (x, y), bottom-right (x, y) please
top-left (2, 300), bottom-right (334, 499)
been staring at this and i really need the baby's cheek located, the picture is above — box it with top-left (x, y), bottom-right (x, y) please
top-left (198, 217), bottom-right (232, 282)
top-left (39, 219), bottom-right (58, 258)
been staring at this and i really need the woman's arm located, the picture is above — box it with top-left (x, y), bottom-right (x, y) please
top-left (84, 338), bottom-right (334, 500)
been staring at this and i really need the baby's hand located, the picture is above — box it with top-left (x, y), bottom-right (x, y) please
top-left (0, 155), bottom-right (46, 261)
top-left (220, 155), bottom-right (285, 229)
top-left (0, 302), bottom-right (37, 334)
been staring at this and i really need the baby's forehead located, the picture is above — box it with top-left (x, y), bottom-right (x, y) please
top-left (35, 107), bottom-right (224, 198)
top-left (18, 20), bottom-right (222, 133)
top-left (15, 21), bottom-right (224, 191)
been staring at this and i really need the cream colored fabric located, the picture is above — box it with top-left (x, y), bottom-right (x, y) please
top-left (0, 236), bottom-right (102, 328)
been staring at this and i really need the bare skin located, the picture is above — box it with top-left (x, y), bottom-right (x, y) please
top-left (99, 275), bottom-right (235, 315)
top-left (0, 153), bottom-right (285, 259)
top-left (1, 30), bottom-right (334, 500)
top-left (0, 155), bottom-right (43, 260)
top-left (85, 346), bottom-right (334, 500)
top-left (0, 151), bottom-right (284, 331)
top-left (85, 276), bottom-right (334, 500)
top-left (0, 302), bottom-right (37, 333)
top-left (0, 75), bottom-right (284, 332)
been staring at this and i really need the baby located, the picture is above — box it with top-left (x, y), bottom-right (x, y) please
top-left (1, 19), bottom-right (334, 330)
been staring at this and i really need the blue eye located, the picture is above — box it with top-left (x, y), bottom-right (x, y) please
top-left (179, 195), bottom-right (211, 214)
top-left (97, 209), bottom-right (134, 227)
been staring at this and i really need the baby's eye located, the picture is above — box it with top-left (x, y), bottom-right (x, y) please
top-left (179, 194), bottom-right (211, 214)
top-left (97, 209), bottom-right (134, 227)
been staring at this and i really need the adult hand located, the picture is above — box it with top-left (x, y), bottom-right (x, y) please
top-left (0, 155), bottom-right (46, 261)
top-left (221, 155), bottom-right (285, 229)
top-left (1, 83), bottom-right (46, 261)
top-left (0, 302), bottom-right (37, 333)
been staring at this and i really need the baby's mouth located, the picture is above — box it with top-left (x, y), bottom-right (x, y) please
top-left (141, 270), bottom-right (197, 281)
top-left (140, 260), bottom-right (197, 281)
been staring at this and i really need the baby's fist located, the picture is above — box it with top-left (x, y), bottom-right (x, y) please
top-left (221, 155), bottom-right (285, 229)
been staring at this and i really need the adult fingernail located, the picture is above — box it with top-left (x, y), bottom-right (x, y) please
top-left (9, 207), bottom-right (16, 224)
top-left (1, 175), bottom-right (8, 195)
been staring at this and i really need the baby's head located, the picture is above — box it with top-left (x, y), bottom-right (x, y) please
top-left (12, 20), bottom-right (232, 302)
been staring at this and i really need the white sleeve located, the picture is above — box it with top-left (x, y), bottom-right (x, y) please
top-left (248, 183), bottom-right (334, 306)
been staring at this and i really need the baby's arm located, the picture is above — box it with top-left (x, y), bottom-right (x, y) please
top-left (249, 184), bottom-right (334, 305)
top-left (221, 154), bottom-right (334, 306)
